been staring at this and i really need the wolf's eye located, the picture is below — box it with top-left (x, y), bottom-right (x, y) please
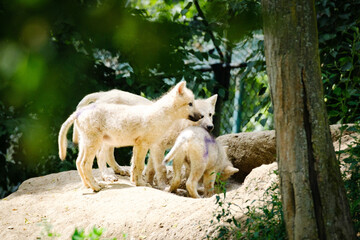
top-left (209, 113), bottom-right (212, 117)
top-left (188, 102), bottom-right (193, 107)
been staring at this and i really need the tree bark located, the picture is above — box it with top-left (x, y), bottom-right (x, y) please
top-left (261, 0), bottom-right (355, 239)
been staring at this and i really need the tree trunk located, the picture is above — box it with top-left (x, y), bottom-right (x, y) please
top-left (211, 63), bottom-right (231, 136)
top-left (261, 0), bottom-right (355, 239)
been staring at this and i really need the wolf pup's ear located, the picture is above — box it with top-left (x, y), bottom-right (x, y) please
top-left (176, 81), bottom-right (186, 95)
top-left (223, 166), bottom-right (239, 176)
top-left (208, 94), bottom-right (218, 106)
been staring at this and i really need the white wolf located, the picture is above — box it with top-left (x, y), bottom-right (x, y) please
top-left (163, 126), bottom-right (239, 198)
top-left (71, 89), bottom-right (152, 180)
top-left (61, 88), bottom-right (217, 187)
top-left (58, 81), bottom-right (200, 191)
top-left (144, 95), bottom-right (217, 189)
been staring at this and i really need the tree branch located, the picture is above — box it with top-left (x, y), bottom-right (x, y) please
top-left (193, 0), bottom-right (225, 63)
top-left (197, 62), bottom-right (248, 72)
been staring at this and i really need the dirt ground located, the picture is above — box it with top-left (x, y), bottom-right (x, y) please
top-left (1, 128), bottom-right (356, 239)
top-left (0, 163), bottom-right (278, 240)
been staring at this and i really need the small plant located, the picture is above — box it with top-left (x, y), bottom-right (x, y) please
top-left (209, 171), bottom-right (286, 239)
top-left (72, 226), bottom-right (117, 240)
top-left (240, 182), bottom-right (286, 240)
top-left (209, 173), bottom-right (241, 240)
top-left (337, 124), bottom-right (360, 236)
top-left (38, 218), bottom-right (61, 239)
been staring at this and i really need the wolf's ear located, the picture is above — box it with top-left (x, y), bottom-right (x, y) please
top-left (176, 81), bottom-right (186, 95)
top-left (223, 166), bottom-right (239, 176)
top-left (208, 94), bottom-right (218, 106)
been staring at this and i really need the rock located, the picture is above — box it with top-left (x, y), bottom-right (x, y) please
top-left (217, 124), bottom-right (357, 182)
top-left (217, 130), bottom-right (276, 182)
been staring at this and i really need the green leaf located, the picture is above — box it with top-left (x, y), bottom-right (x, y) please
top-left (126, 78), bottom-right (133, 86)
top-left (320, 33), bottom-right (336, 42)
top-left (209, 53), bottom-right (220, 59)
top-left (260, 118), bottom-right (267, 127)
top-left (173, 12), bottom-right (180, 21)
top-left (255, 113), bottom-right (263, 122)
top-left (193, 51), bottom-right (204, 61)
top-left (328, 110), bottom-right (340, 117)
top-left (268, 106), bottom-right (273, 114)
top-left (341, 61), bottom-right (353, 71)
top-left (218, 88), bottom-right (226, 98)
top-left (180, 8), bottom-right (188, 15)
top-left (181, 2), bottom-right (192, 15)
top-left (333, 87), bottom-right (341, 96)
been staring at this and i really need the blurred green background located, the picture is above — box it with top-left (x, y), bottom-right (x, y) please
top-left (0, 0), bottom-right (359, 198)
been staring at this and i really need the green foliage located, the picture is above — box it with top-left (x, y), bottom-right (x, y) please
top-left (72, 227), bottom-right (116, 240)
top-left (209, 174), bottom-right (286, 240)
top-left (37, 221), bottom-right (119, 240)
top-left (316, 0), bottom-right (360, 124)
top-left (337, 125), bottom-right (360, 236)
top-left (0, 0), bottom-right (265, 198)
top-left (38, 218), bottom-right (61, 239)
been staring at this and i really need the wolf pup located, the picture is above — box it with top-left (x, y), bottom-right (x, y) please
top-left (58, 81), bottom-right (200, 191)
top-left (71, 89), bottom-right (152, 181)
top-left (60, 88), bottom-right (216, 186)
top-left (163, 126), bottom-right (239, 198)
top-left (144, 94), bottom-right (217, 189)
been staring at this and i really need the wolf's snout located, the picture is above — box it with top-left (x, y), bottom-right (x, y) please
top-left (188, 112), bottom-right (202, 122)
top-left (206, 125), bottom-right (214, 132)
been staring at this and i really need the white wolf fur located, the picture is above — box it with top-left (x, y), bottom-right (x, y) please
top-left (144, 95), bottom-right (217, 189)
top-left (71, 89), bottom-right (152, 180)
top-left (58, 81), bottom-right (199, 191)
top-left (163, 126), bottom-right (239, 198)
top-left (72, 89), bottom-right (152, 145)
top-left (60, 88), bottom-right (217, 187)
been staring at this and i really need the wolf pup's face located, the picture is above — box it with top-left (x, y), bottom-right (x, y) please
top-left (174, 81), bottom-right (202, 122)
top-left (220, 165), bottom-right (239, 181)
top-left (195, 94), bottom-right (217, 132)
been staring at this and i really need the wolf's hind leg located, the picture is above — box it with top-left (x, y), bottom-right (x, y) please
top-left (148, 146), bottom-right (167, 189)
top-left (97, 145), bottom-right (117, 182)
top-left (168, 153), bottom-right (185, 193)
top-left (81, 142), bottom-right (103, 192)
top-left (131, 145), bottom-right (149, 186)
top-left (106, 146), bottom-right (130, 176)
top-left (203, 169), bottom-right (216, 197)
top-left (76, 144), bottom-right (89, 188)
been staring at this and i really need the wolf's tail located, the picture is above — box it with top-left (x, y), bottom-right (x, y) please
top-left (163, 134), bottom-right (188, 165)
top-left (58, 112), bottom-right (77, 160)
top-left (76, 92), bottom-right (101, 109)
top-left (72, 92), bottom-right (101, 144)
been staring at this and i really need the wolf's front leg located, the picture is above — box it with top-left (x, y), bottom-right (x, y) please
top-left (130, 145), bottom-right (149, 186)
top-left (203, 169), bottom-right (216, 197)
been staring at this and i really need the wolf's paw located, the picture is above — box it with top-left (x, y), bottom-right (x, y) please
top-left (91, 183), bottom-right (104, 192)
top-left (156, 181), bottom-right (167, 190)
top-left (134, 178), bottom-right (151, 187)
top-left (102, 173), bottom-right (118, 182)
top-left (114, 167), bottom-right (130, 176)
